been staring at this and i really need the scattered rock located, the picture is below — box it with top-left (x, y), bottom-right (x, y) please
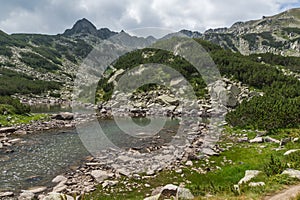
top-left (202, 148), bottom-right (219, 156)
top-left (144, 184), bottom-right (194, 200)
top-left (282, 169), bottom-right (300, 179)
top-left (238, 170), bottom-right (261, 185)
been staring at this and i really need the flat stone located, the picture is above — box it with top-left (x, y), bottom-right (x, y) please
top-left (8, 138), bottom-right (22, 144)
top-left (250, 137), bottom-right (263, 143)
top-left (52, 175), bottom-right (67, 183)
top-left (91, 170), bottom-right (109, 183)
top-left (284, 149), bottom-right (300, 156)
top-left (238, 170), bottom-right (261, 185)
top-left (42, 192), bottom-right (74, 200)
top-left (0, 127), bottom-right (16, 133)
top-left (117, 168), bottom-right (131, 177)
top-left (23, 186), bottom-right (47, 194)
top-left (264, 136), bottom-right (280, 144)
top-left (282, 169), bottom-right (300, 179)
top-left (202, 148), bottom-right (219, 156)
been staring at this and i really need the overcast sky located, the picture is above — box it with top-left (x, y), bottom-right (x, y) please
top-left (0, 0), bottom-right (300, 35)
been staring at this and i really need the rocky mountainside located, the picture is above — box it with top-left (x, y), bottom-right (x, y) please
top-left (201, 8), bottom-right (300, 56)
top-left (0, 8), bottom-right (300, 100)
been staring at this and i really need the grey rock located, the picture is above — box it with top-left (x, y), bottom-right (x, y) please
top-left (284, 149), bottom-right (300, 156)
top-left (90, 170), bottom-right (109, 183)
top-left (238, 170), bottom-right (261, 185)
top-left (264, 136), bottom-right (280, 144)
top-left (177, 187), bottom-right (195, 199)
top-left (250, 137), bottom-right (263, 143)
top-left (282, 169), bottom-right (300, 179)
top-left (18, 191), bottom-right (35, 200)
top-left (0, 191), bottom-right (14, 197)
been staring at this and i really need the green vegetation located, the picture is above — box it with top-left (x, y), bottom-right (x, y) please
top-left (195, 39), bottom-right (300, 131)
top-left (0, 67), bottom-right (61, 96)
top-left (0, 113), bottom-right (48, 127)
top-left (0, 96), bottom-right (30, 114)
top-left (19, 51), bottom-right (60, 71)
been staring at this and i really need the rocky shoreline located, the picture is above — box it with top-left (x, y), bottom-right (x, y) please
top-left (0, 78), bottom-right (262, 199)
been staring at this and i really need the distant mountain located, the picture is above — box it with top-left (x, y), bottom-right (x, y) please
top-left (0, 8), bottom-right (300, 99)
top-left (63, 18), bottom-right (117, 39)
top-left (200, 8), bottom-right (300, 56)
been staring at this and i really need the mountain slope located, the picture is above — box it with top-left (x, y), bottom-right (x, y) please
top-left (201, 8), bottom-right (300, 56)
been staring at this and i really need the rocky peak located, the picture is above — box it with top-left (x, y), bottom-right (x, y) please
top-left (63, 18), bottom-right (98, 36)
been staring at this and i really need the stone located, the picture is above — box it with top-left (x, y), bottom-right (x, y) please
top-left (52, 183), bottom-right (67, 193)
top-left (185, 161), bottom-right (193, 166)
top-left (23, 186), bottom-right (47, 194)
top-left (117, 168), bottom-right (131, 177)
top-left (282, 169), bottom-right (300, 179)
top-left (102, 180), bottom-right (118, 188)
top-left (18, 191), bottom-right (35, 200)
top-left (8, 138), bottom-right (22, 144)
top-left (238, 170), bottom-right (261, 185)
top-left (284, 149), bottom-right (300, 156)
top-left (228, 85), bottom-right (241, 97)
top-left (52, 175), bottom-right (67, 183)
top-left (160, 184), bottom-right (178, 198)
top-left (248, 182), bottom-right (265, 187)
top-left (42, 192), bottom-right (74, 200)
top-left (264, 136), bottom-right (280, 144)
top-left (0, 127), bottom-right (16, 133)
top-left (52, 112), bottom-right (74, 120)
top-left (14, 130), bottom-right (27, 136)
top-left (156, 95), bottom-right (179, 106)
top-left (177, 187), bottom-right (194, 199)
top-left (249, 137), bottom-right (263, 143)
top-left (0, 191), bottom-right (14, 197)
top-left (202, 148), bottom-right (219, 156)
top-left (91, 170), bottom-right (109, 183)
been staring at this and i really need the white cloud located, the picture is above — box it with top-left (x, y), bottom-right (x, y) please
top-left (0, 0), bottom-right (299, 34)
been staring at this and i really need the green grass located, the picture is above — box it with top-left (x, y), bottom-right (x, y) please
top-left (0, 113), bottom-right (49, 126)
top-left (86, 127), bottom-right (300, 200)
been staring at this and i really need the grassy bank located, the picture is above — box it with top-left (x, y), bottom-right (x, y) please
top-left (86, 127), bottom-right (300, 200)
top-left (0, 113), bottom-right (48, 127)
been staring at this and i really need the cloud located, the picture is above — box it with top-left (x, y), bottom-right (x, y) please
top-left (0, 0), bottom-right (299, 35)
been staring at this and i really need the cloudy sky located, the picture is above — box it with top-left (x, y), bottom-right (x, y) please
top-left (0, 0), bottom-right (300, 35)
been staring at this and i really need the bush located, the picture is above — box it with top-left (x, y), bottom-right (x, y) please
top-left (264, 155), bottom-right (286, 177)
top-left (0, 96), bottom-right (30, 115)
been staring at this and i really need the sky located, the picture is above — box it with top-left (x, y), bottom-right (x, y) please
top-left (0, 0), bottom-right (300, 36)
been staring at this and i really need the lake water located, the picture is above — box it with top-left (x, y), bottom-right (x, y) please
top-left (0, 117), bottom-right (180, 192)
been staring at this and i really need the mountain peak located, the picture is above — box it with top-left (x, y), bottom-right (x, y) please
top-left (63, 18), bottom-right (98, 36)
